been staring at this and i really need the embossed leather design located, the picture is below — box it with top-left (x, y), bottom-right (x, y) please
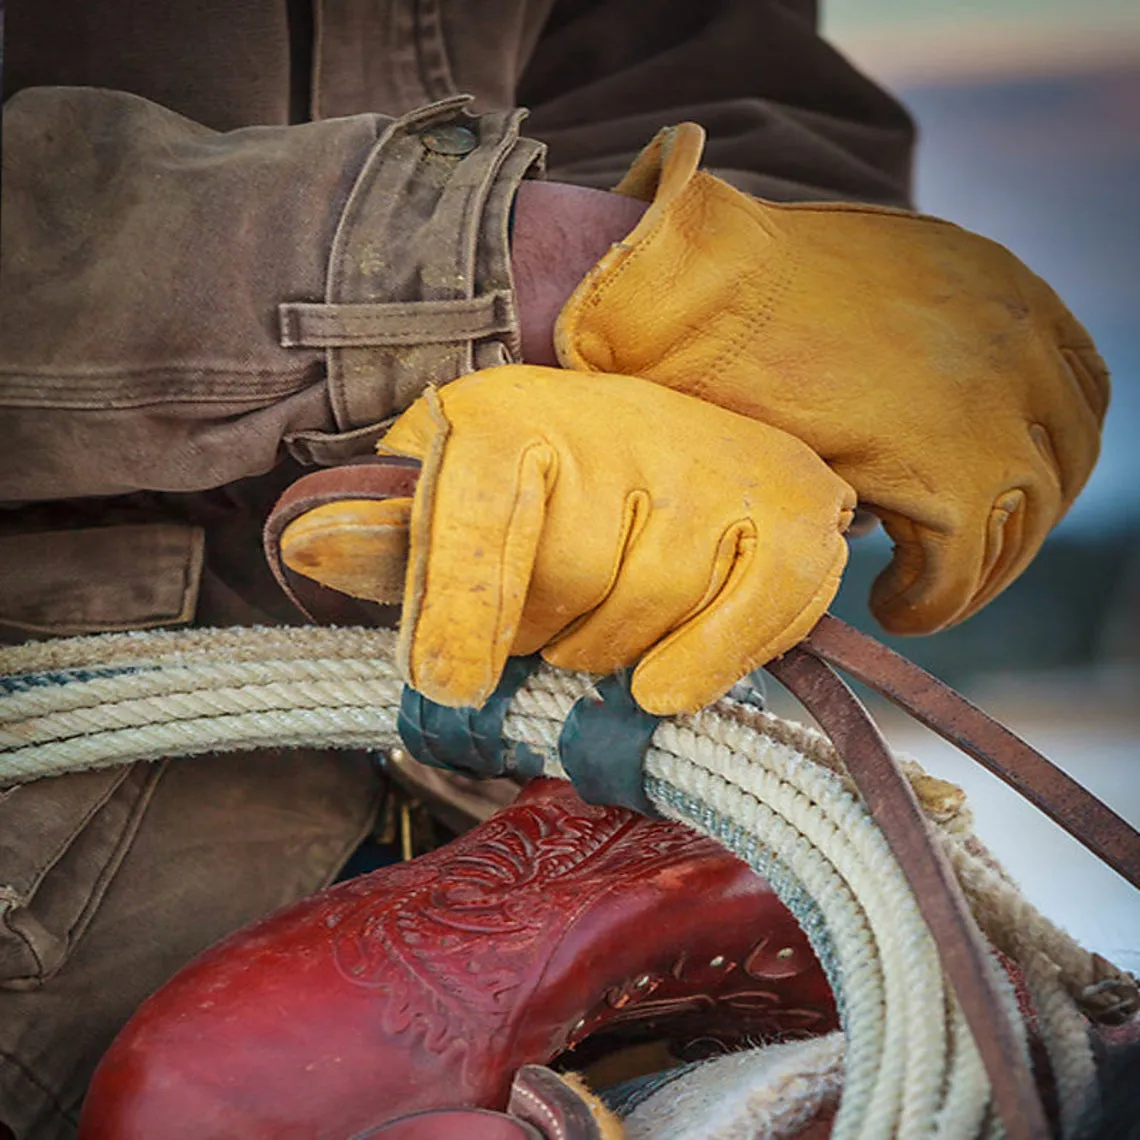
top-left (79, 779), bottom-right (835, 1139)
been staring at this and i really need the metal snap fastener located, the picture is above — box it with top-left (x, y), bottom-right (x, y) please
top-left (421, 123), bottom-right (477, 156)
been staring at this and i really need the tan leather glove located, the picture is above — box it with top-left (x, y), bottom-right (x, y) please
top-left (555, 123), bottom-right (1110, 635)
top-left (279, 365), bottom-right (855, 715)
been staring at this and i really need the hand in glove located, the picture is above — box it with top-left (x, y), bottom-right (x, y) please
top-left (555, 123), bottom-right (1110, 635)
top-left (279, 365), bottom-right (856, 715)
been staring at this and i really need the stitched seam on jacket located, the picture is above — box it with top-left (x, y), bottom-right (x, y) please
top-left (62, 762), bottom-right (169, 966)
top-left (0, 1043), bottom-right (78, 1123)
top-left (0, 369), bottom-right (323, 409)
top-left (0, 769), bottom-right (133, 902)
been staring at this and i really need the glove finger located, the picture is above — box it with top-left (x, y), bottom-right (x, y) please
top-left (1036, 364), bottom-right (1103, 512)
top-left (403, 439), bottom-right (554, 709)
top-left (540, 489), bottom-right (731, 677)
top-left (508, 484), bottom-right (653, 659)
top-left (1057, 343), bottom-right (1110, 429)
top-left (967, 489), bottom-right (1030, 616)
top-left (870, 471), bottom-right (1058, 634)
top-left (1036, 279), bottom-right (1111, 426)
top-left (280, 498), bottom-right (412, 603)
top-left (966, 445), bottom-right (1062, 616)
top-left (630, 517), bottom-right (850, 716)
top-left (871, 509), bottom-right (979, 635)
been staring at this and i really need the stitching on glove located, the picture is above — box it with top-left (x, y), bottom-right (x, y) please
top-left (396, 387), bottom-right (451, 687)
top-left (544, 487), bottom-right (652, 652)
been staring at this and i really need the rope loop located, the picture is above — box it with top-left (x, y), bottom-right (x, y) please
top-left (0, 626), bottom-right (1123, 1139)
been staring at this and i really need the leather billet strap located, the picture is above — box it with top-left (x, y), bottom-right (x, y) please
top-left (768, 649), bottom-right (1050, 1140)
top-left (800, 615), bottom-right (1140, 890)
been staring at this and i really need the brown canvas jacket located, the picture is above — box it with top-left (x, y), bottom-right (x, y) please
top-left (1, 0), bottom-right (915, 509)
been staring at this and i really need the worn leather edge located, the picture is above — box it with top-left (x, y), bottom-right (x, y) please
top-left (262, 457), bottom-right (420, 624)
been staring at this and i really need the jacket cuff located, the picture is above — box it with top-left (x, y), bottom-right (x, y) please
top-left (281, 96), bottom-right (545, 467)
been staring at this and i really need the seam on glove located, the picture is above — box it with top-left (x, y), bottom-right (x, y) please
top-left (970, 488), bottom-right (1028, 616)
top-left (395, 387), bottom-right (451, 687)
top-left (544, 487), bottom-right (652, 652)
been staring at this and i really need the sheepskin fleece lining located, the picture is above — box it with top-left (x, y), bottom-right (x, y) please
top-left (623, 1033), bottom-right (844, 1140)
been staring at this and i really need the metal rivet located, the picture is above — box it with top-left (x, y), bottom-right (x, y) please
top-left (635, 974), bottom-right (651, 988)
top-left (421, 124), bottom-right (477, 156)
top-left (777, 947), bottom-right (795, 959)
top-left (709, 955), bottom-right (726, 968)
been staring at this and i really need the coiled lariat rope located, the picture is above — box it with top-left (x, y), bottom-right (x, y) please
top-left (0, 626), bottom-right (1121, 1139)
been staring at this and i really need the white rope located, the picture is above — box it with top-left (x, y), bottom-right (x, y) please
top-left (0, 657), bottom-right (397, 719)
top-left (650, 754), bottom-right (907, 1140)
top-left (934, 993), bottom-right (991, 1140)
top-left (0, 626), bottom-right (1118, 1139)
top-left (647, 716), bottom-right (973, 1140)
top-left (0, 624), bottom-right (402, 673)
top-left (0, 676), bottom-right (405, 747)
top-left (1022, 953), bottom-right (1098, 1139)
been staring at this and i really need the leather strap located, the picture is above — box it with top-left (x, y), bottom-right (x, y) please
top-left (767, 649), bottom-right (1051, 1140)
top-left (799, 614), bottom-right (1140, 890)
top-left (509, 1066), bottom-right (606, 1140)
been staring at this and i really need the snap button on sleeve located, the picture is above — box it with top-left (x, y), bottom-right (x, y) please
top-left (421, 124), bottom-right (477, 156)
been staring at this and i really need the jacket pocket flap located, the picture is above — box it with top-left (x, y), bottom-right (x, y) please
top-left (0, 523), bottom-right (204, 635)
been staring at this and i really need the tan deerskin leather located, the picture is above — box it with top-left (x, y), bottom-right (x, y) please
top-left (280, 365), bottom-right (855, 715)
top-left (556, 123), bottom-right (1109, 638)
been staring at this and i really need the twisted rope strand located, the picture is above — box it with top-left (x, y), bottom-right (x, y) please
top-left (0, 625), bottom-right (401, 675)
top-left (0, 658), bottom-right (397, 720)
top-left (934, 994), bottom-right (992, 1140)
top-left (652, 720), bottom-right (954, 1140)
top-left (1, 676), bottom-right (405, 748)
top-left (647, 757), bottom-right (892, 1140)
top-left (0, 706), bottom-right (401, 781)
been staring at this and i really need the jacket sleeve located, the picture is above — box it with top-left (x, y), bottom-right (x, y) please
top-left (0, 86), bottom-right (543, 502)
top-left (517, 0), bottom-right (915, 207)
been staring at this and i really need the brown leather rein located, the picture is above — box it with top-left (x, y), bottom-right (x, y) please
top-left (265, 459), bottom-right (1140, 1140)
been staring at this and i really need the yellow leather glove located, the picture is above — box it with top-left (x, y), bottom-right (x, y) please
top-left (279, 365), bottom-right (856, 715)
top-left (555, 123), bottom-right (1110, 636)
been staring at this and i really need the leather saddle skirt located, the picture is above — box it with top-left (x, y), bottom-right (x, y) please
top-left (79, 778), bottom-right (836, 1139)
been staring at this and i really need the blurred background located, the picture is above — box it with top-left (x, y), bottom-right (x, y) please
top-left (804, 0), bottom-right (1140, 969)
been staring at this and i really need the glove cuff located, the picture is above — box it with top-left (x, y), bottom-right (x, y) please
top-left (612, 121), bottom-right (706, 204)
top-left (554, 123), bottom-right (707, 374)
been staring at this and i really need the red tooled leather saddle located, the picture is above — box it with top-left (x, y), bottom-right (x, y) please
top-left (79, 779), bottom-right (837, 1138)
